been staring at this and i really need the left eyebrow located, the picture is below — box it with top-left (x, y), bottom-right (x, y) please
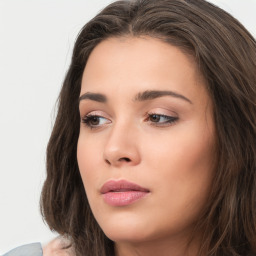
top-left (134, 90), bottom-right (192, 104)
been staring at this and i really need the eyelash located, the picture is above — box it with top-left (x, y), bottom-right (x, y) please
top-left (81, 113), bottom-right (178, 129)
top-left (81, 115), bottom-right (110, 129)
top-left (146, 113), bottom-right (178, 127)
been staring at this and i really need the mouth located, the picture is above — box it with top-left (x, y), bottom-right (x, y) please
top-left (100, 179), bottom-right (150, 206)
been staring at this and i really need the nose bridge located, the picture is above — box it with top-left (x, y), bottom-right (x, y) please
top-left (103, 117), bottom-right (140, 166)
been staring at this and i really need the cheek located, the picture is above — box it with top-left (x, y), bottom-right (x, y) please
top-left (145, 122), bottom-right (214, 171)
top-left (144, 122), bottom-right (215, 207)
top-left (77, 135), bottom-right (102, 192)
top-left (77, 134), bottom-right (110, 221)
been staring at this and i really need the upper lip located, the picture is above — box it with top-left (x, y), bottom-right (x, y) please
top-left (100, 179), bottom-right (150, 194)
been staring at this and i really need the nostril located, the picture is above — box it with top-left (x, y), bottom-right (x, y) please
top-left (105, 159), bottom-right (111, 165)
top-left (104, 157), bottom-right (132, 165)
top-left (120, 157), bottom-right (131, 162)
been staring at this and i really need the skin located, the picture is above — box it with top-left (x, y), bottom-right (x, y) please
top-left (77, 36), bottom-right (216, 256)
top-left (43, 237), bottom-right (73, 256)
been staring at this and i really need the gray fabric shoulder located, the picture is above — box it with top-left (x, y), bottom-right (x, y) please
top-left (2, 243), bottom-right (42, 256)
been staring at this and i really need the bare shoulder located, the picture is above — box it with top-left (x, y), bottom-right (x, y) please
top-left (43, 236), bottom-right (75, 256)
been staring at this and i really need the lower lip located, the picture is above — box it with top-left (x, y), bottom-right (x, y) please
top-left (102, 191), bottom-right (149, 206)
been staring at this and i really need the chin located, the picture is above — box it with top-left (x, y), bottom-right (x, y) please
top-left (105, 227), bottom-right (154, 244)
top-left (97, 213), bottom-right (156, 243)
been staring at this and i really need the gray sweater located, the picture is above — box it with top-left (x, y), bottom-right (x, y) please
top-left (2, 243), bottom-right (42, 256)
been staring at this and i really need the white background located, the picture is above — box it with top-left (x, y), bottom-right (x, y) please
top-left (0, 0), bottom-right (255, 254)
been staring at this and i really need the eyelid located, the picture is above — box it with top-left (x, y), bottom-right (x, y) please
top-left (80, 110), bottom-right (109, 118)
top-left (147, 106), bottom-right (177, 114)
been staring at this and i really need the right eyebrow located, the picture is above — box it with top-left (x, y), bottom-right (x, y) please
top-left (79, 92), bottom-right (107, 103)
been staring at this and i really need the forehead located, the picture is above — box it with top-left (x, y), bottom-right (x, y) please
top-left (80, 36), bottom-right (207, 103)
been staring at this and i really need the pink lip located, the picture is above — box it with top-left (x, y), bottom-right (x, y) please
top-left (100, 180), bottom-right (150, 206)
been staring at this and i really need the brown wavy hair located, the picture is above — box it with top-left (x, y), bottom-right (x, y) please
top-left (40, 0), bottom-right (256, 255)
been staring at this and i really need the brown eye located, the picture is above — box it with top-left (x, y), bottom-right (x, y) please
top-left (81, 115), bottom-right (110, 129)
top-left (89, 116), bottom-right (100, 125)
top-left (147, 113), bottom-right (179, 126)
top-left (149, 114), bottom-right (161, 122)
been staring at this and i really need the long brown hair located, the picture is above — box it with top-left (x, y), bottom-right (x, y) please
top-left (40, 0), bottom-right (256, 255)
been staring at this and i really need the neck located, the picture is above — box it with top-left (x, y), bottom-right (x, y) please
top-left (114, 233), bottom-right (200, 256)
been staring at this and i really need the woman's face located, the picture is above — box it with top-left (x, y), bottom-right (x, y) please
top-left (77, 37), bottom-right (215, 246)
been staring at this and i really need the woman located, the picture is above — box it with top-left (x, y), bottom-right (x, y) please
top-left (4, 0), bottom-right (256, 255)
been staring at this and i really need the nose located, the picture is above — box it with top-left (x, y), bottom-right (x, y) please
top-left (103, 122), bottom-right (141, 167)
